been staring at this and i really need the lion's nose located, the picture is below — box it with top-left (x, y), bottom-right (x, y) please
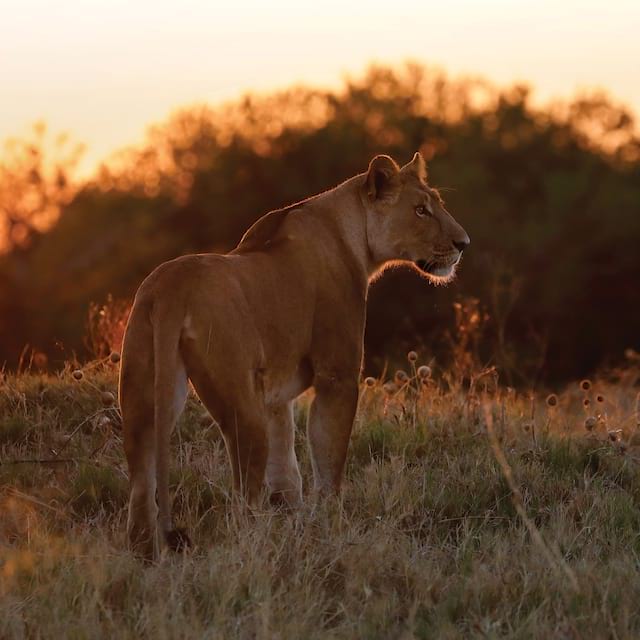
top-left (453, 235), bottom-right (470, 252)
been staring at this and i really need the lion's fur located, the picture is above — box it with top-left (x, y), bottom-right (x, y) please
top-left (119, 152), bottom-right (469, 560)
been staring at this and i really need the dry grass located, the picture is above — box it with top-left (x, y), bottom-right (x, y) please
top-left (2, 358), bottom-right (640, 639)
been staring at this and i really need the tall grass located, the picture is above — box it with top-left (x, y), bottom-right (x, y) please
top-left (1, 355), bottom-right (640, 638)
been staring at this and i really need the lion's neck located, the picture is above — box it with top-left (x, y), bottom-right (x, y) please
top-left (314, 176), bottom-right (376, 286)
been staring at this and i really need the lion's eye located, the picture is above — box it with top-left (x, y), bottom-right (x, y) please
top-left (415, 205), bottom-right (431, 218)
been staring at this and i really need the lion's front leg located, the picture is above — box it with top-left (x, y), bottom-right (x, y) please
top-left (307, 373), bottom-right (359, 493)
top-left (265, 401), bottom-right (303, 508)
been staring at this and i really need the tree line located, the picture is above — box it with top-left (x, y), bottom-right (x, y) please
top-left (1, 64), bottom-right (638, 385)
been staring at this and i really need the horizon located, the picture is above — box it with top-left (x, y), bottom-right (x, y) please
top-left (2, 0), bottom-right (639, 177)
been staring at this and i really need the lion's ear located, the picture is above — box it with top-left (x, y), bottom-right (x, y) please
top-left (401, 151), bottom-right (428, 183)
top-left (365, 155), bottom-right (401, 201)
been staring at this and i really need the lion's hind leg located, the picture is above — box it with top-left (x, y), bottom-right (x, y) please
top-left (180, 335), bottom-right (268, 512)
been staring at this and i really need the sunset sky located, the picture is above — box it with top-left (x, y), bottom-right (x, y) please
top-left (2, 0), bottom-right (639, 176)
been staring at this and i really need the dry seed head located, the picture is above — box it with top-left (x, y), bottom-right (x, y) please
top-left (97, 414), bottom-right (111, 429)
top-left (596, 394), bottom-right (605, 403)
top-left (407, 351), bottom-right (418, 363)
top-left (72, 369), bottom-right (84, 381)
top-left (523, 421), bottom-right (532, 432)
top-left (395, 370), bottom-right (409, 384)
top-left (546, 394), bottom-right (558, 407)
top-left (109, 351), bottom-right (121, 364)
top-left (100, 391), bottom-right (115, 406)
top-left (584, 416), bottom-right (597, 431)
top-left (364, 377), bottom-right (376, 388)
top-left (383, 382), bottom-right (397, 396)
top-left (608, 430), bottom-right (619, 443)
top-left (417, 365), bottom-right (431, 379)
top-left (583, 398), bottom-right (590, 408)
top-left (580, 379), bottom-right (592, 391)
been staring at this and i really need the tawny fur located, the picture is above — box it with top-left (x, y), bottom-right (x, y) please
top-left (119, 152), bottom-right (469, 561)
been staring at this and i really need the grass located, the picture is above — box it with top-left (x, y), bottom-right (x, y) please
top-left (1, 360), bottom-right (640, 638)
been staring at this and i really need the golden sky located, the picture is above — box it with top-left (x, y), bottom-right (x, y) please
top-left (2, 0), bottom-right (639, 176)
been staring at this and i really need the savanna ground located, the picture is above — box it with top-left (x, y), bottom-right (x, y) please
top-left (2, 354), bottom-right (640, 639)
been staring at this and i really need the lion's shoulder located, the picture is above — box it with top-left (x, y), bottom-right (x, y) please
top-left (233, 202), bottom-right (308, 253)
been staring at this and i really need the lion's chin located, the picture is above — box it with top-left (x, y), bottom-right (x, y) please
top-left (413, 258), bottom-right (459, 285)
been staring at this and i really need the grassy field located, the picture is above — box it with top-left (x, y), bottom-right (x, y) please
top-left (1, 358), bottom-right (640, 639)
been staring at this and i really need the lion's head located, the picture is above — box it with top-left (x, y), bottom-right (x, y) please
top-left (363, 152), bottom-right (469, 284)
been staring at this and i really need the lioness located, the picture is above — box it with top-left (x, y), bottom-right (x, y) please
top-left (120, 152), bottom-right (469, 560)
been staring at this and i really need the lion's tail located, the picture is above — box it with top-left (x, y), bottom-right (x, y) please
top-left (152, 303), bottom-right (191, 553)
